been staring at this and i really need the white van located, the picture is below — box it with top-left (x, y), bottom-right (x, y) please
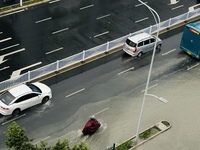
top-left (123, 32), bottom-right (162, 57)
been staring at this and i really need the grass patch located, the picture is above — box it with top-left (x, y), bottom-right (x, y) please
top-left (116, 140), bottom-right (135, 150)
top-left (139, 126), bottom-right (160, 140)
top-left (162, 121), bottom-right (170, 127)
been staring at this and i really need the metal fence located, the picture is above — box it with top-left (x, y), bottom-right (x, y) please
top-left (0, 8), bottom-right (200, 91)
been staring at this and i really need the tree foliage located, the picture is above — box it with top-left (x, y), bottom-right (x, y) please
top-left (4, 122), bottom-right (89, 150)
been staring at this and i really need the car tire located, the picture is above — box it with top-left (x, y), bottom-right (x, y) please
top-left (156, 44), bottom-right (162, 52)
top-left (12, 109), bottom-right (20, 116)
top-left (137, 52), bottom-right (143, 58)
top-left (42, 97), bottom-right (49, 104)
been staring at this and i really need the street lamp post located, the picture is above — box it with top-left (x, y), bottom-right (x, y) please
top-left (135, 0), bottom-right (161, 143)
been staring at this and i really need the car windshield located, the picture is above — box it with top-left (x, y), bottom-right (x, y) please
top-left (126, 39), bottom-right (136, 47)
top-left (26, 83), bottom-right (42, 93)
top-left (0, 91), bottom-right (15, 105)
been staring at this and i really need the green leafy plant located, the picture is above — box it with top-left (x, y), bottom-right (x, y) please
top-left (4, 121), bottom-right (90, 150)
top-left (139, 126), bottom-right (160, 140)
top-left (116, 140), bottom-right (133, 150)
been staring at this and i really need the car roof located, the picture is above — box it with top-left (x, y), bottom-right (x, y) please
top-left (128, 32), bottom-right (153, 43)
top-left (8, 84), bottom-right (31, 97)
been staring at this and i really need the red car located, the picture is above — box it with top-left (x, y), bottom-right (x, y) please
top-left (82, 117), bottom-right (101, 136)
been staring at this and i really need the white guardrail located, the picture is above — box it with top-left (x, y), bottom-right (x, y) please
top-left (0, 8), bottom-right (200, 91)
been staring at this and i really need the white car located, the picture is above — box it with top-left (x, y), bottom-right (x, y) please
top-left (0, 82), bottom-right (52, 116)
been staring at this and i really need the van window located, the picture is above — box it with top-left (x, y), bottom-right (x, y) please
top-left (144, 40), bottom-right (150, 45)
top-left (126, 39), bottom-right (136, 47)
top-left (150, 38), bottom-right (155, 43)
top-left (138, 42), bottom-right (143, 47)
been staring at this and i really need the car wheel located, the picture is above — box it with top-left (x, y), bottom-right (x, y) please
top-left (137, 52), bottom-right (143, 58)
top-left (156, 44), bottom-right (162, 52)
top-left (42, 97), bottom-right (49, 104)
top-left (12, 109), bottom-right (20, 116)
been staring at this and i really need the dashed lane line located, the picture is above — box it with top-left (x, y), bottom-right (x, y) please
top-left (135, 17), bottom-right (149, 23)
top-left (1, 44), bottom-right (19, 51)
top-left (187, 63), bottom-right (200, 70)
top-left (36, 17), bottom-right (52, 23)
top-left (141, 84), bottom-right (158, 92)
top-left (172, 5), bottom-right (184, 10)
top-left (94, 31), bottom-right (109, 38)
top-left (0, 37), bottom-right (12, 43)
top-left (66, 88), bottom-right (85, 98)
top-left (52, 28), bottom-right (68, 34)
top-left (118, 67), bottom-right (134, 75)
top-left (46, 47), bottom-right (63, 55)
top-left (96, 14), bottom-right (110, 20)
top-left (80, 4), bottom-right (94, 10)
top-left (162, 49), bottom-right (176, 56)
top-left (2, 114), bottom-right (26, 126)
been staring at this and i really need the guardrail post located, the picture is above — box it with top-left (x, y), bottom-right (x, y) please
top-left (105, 41), bottom-right (109, 54)
top-left (82, 50), bottom-right (85, 63)
top-left (28, 71), bottom-right (30, 81)
top-left (149, 25), bottom-right (152, 34)
top-left (186, 11), bottom-right (190, 19)
top-left (168, 18), bottom-right (172, 27)
top-left (129, 33), bottom-right (132, 37)
top-left (56, 60), bottom-right (59, 72)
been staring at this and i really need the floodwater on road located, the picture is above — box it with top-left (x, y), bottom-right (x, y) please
top-left (59, 62), bottom-right (200, 150)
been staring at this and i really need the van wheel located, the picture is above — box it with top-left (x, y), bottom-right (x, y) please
top-left (42, 97), bottom-right (49, 104)
top-left (12, 109), bottom-right (20, 116)
top-left (156, 44), bottom-right (162, 52)
top-left (137, 52), bottom-right (143, 58)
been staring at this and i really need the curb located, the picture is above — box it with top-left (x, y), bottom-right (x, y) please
top-left (111, 121), bottom-right (172, 150)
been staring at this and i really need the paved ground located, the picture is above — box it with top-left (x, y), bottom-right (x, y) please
top-left (40, 56), bottom-right (200, 150)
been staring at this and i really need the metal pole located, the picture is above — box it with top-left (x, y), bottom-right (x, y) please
top-left (20, 0), bottom-right (22, 6)
top-left (135, 0), bottom-right (160, 143)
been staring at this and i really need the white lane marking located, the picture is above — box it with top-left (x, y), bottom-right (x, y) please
top-left (0, 37), bottom-right (12, 43)
top-left (135, 17), bottom-right (149, 23)
top-left (135, 2), bottom-right (148, 7)
top-left (66, 88), bottom-right (85, 98)
top-left (52, 28), bottom-right (68, 35)
top-left (49, 0), bottom-right (60, 4)
top-left (34, 136), bottom-right (50, 144)
top-left (0, 48), bottom-right (25, 64)
top-left (0, 66), bottom-right (10, 71)
top-left (96, 14), bottom-right (111, 20)
top-left (80, 4), bottom-right (94, 10)
top-left (0, 9), bottom-right (25, 18)
top-left (2, 114), bottom-right (26, 126)
top-left (46, 47), bottom-right (63, 55)
top-left (0, 32), bottom-right (2, 34)
top-left (93, 107), bottom-right (109, 116)
top-left (36, 17), bottom-right (52, 23)
top-left (118, 67), bottom-right (134, 75)
top-left (162, 49), bottom-right (176, 56)
top-left (10, 62), bottom-right (42, 79)
top-left (187, 63), bottom-right (200, 70)
top-left (94, 31), bottom-right (109, 38)
top-left (172, 5), bottom-right (184, 10)
top-left (141, 84), bottom-right (158, 92)
top-left (1, 44), bottom-right (20, 51)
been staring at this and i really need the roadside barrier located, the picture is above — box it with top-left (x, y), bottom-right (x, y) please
top-left (0, 8), bottom-right (200, 92)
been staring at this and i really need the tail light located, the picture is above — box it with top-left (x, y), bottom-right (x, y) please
top-left (133, 47), bottom-right (137, 52)
top-left (1, 106), bottom-right (9, 110)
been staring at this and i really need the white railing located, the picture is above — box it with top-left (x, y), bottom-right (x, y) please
top-left (0, 8), bottom-right (200, 91)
